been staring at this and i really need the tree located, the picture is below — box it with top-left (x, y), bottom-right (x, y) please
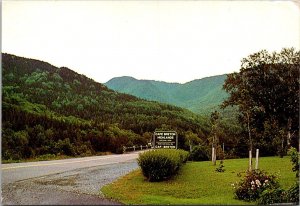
top-left (185, 131), bottom-right (201, 152)
top-left (222, 48), bottom-right (299, 160)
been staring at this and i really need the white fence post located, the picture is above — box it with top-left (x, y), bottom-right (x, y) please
top-left (212, 147), bottom-right (216, 165)
top-left (255, 149), bottom-right (259, 170)
top-left (133, 145), bottom-right (136, 151)
top-left (249, 150), bottom-right (252, 171)
top-left (123, 146), bottom-right (126, 154)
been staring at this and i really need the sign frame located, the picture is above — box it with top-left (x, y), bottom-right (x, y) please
top-left (152, 130), bottom-right (178, 149)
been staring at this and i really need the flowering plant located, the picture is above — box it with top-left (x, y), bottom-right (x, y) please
top-left (232, 169), bottom-right (279, 201)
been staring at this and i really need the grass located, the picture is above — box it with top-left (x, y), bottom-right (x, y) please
top-left (2, 152), bottom-right (113, 164)
top-left (101, 156), bottom-right (296, 205)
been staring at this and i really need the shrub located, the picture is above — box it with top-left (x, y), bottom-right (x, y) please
top-left (287, 147), bottom-right (299, 177)
top-left (138, 149), bottom-right (189, 182)
top-left (286, 181), bottom-right (299, 203)
top-left (257, 188), bottom-right (287, 205)
top-left (215, 160), bottom-right (225, 172)
top-left (189, 145), bottom-right (209, 161)
top-left (232, 169), bottom-right (279, 201)
top-left (257, 181), bottom-right (299, 204)
top-left (178, 149), bottom-right (189, 163)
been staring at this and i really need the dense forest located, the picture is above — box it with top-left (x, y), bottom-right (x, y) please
top-left (105, 74), bottom-right (228, 114)
top-left (2, 48), bottom-right (299, 161)
top-left (2, 53), bottom-right (214, 160)
top-left (222, 48), bottom-right (299, 157)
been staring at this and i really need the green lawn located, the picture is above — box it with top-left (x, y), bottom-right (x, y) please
top-left (101, 156), bottom-right (296, 205)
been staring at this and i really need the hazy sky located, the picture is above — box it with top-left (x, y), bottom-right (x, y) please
top-left (3, 1), bottom-right (300, 83)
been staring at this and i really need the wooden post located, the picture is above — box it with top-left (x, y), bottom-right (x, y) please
top-left (249, 150), bottom-right (252, 171)
top-left (255, 149), bottom-right (259, 170)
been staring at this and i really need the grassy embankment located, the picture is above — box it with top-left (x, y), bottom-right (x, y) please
top-left (2, 152), bottom-right (113, 164)
top-left (101, 156), bottom-right (296, 205)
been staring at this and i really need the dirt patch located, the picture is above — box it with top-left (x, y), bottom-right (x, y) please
top-left (35, 174), bottom-right (78, 186)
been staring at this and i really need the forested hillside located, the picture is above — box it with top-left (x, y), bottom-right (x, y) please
top-left (105, 75), bottom-right (228, 114)
top-left (2, 53), bottom-right (211, 160)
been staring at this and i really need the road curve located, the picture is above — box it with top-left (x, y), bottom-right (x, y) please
top-left (2, 151), bottom-right (142, 184)
top-left (2, 151), bottom-right (146, 205)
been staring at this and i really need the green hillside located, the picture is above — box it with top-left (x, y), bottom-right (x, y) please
top-left (2, 53), bottom-right (210, 161)
top-left (105, 75), bottom-right (228, 114)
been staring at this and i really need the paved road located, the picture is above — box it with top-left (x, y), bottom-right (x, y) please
top-left (2, 151), bottom-right (145, 205)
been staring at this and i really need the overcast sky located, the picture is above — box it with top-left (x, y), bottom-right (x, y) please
top-left (3, 1), bottom-right (300, 83)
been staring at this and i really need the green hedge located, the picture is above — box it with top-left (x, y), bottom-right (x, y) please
top-left (138, 149), bottom-right (189, 182)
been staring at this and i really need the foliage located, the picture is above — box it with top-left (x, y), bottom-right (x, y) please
top-left (215, 160), bottom-right (225, 172)
top-left (287, 147), bottom-right (299, 177)
top-left (232, 169), bottom-right (279, 201)
top-left (105, 75), bottom-right (229, 115)
top-left (257, 187), bottom-right (287, 205)
top-left (189, 145), bottom-right (209, 161)
top-left (257, 181), bottom-right (299, 204)
top-left (286, 181), bottom-right (299, 203)
top-left (222, 48), bottom-right (300, 156)
top-left (137, 149), bottom-right (188, 182)
top-left (2, 53), bottom-right (209, 161)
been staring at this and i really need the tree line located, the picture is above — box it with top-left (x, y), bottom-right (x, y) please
top-left (2, 48), bottom-right (298, 161)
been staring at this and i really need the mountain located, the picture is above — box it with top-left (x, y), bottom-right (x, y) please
top-left (105, 75), bottom-right (228, 114)
top-left (2, 53), bottom-right (210, 160)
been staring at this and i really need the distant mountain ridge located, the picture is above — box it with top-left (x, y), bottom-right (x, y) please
top-left (105, 75), bottom-right (228, 114)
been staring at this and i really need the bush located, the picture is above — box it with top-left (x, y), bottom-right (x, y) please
top-left (178, 149), bottom-right (189, 163)
top-left (232, 169), bottom-right (279, 201)
top-left (287, 147), bottom-right (299, 177)
top-left (215, 160), bottom-right (225, 172)
top-left (189, 145), bottom-right (209, 161)
top-left (257, 188), bottom-right (287, 205)
top-left (257, 181), bottom-right (299, 205)
top-left (138, 149), bottom-right (189, 182)
top-left (286, 182), bottom-right (299, 203)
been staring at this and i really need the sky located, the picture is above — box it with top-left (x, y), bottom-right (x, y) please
top-left (2, 1), bottom-right (300, 84)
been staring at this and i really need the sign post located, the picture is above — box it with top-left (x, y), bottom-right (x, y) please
top-left (153, 131), bottom-right (178, 149)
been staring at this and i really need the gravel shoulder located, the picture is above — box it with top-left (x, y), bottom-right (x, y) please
top-left (2, 159), bottom-right (139, 205)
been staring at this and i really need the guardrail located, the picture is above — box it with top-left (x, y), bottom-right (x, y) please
top-left (123, 145), bottom-right (151, 153)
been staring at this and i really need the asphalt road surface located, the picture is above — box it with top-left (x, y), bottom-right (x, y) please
top-left (2, 151), bottom-right (145, 205)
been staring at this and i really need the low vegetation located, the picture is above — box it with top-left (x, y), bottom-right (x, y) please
top-left (138, 149), bottom-right (189, 182)
top-left (233, 169), bottom-right (279, 201)
top-left (101, 156), bottom-right (296, 205)
top-left (188, 145), bottom-right (209, 161)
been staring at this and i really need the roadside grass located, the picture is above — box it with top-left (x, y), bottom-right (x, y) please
top-left (101, 156), bottom-right (296, 205)
top-left (2, 152), bottom-right (113, 164)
